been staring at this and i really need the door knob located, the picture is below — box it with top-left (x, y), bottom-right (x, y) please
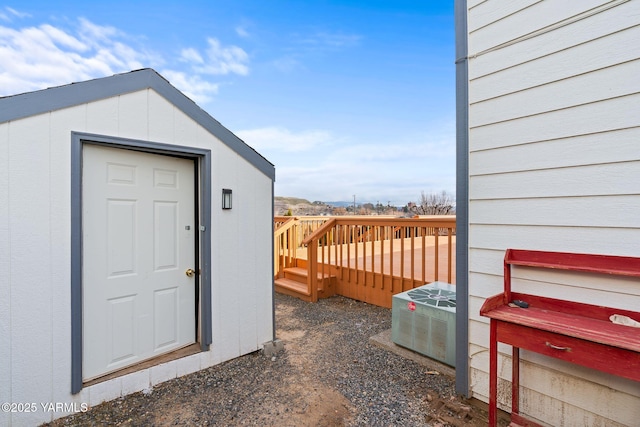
top-left (185, 268), bottom-right (195, 277)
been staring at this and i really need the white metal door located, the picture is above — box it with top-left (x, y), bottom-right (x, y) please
top-left (82, 144), bottom-right (196, 381)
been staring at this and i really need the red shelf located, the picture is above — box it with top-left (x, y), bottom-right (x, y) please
top-left (480, 249), bottom-right (640, 427)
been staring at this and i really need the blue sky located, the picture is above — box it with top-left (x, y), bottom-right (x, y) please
top-left (0, 1), bottom-right (455, 206)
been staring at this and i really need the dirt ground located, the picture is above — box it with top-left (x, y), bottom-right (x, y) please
top-left (275, 299), bottom-right (507, 427)
top-left (48, 294), bottom-right (507, 426)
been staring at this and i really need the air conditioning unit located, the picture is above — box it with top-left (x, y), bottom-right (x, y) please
top-left (391, 282), bottom-right (456, 367)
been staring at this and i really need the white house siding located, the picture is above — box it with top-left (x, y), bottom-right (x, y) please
top-left (467, 1), bottom-right (640, 426)
top-left (0, 87), bottom-right (273, 425)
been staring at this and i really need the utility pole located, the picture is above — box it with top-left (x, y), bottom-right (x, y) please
top-left (353, 195), bottom-right (356, 215)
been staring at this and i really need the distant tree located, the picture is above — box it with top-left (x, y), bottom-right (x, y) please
top-left (412, 191), bottom-right (455, 215)
top-left (332, 207), bottom-right (347, 215)
top-left (284, 209), bottom-right (293, 216)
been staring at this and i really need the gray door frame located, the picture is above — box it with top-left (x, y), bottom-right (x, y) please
top-left (70, 131), bottom-right (212, 394)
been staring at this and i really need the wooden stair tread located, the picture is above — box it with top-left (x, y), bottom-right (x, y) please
top-left (274, 277), bottom-right (309, 292)
top-left (274, 277), bottom-right (312, 301)
top-left (275, 267), bottom-right (337, 303)
top-left (285, 267), bottom-right (307, 275)
top-left (283, 267), bottom-right (335, 279)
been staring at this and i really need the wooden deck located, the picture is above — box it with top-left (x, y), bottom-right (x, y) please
top-left (275, 216), bottom-right (457, 308)
top-left (302, 236), bottom-right (456, 284)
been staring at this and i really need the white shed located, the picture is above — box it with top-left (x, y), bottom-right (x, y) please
top-left (0, 69), bottom-right (276, 425)
top-left (455, 1), bottom-right (640, 426)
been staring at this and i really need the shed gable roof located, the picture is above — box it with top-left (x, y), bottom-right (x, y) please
top-left (0, 68), bottom-right (274, 180)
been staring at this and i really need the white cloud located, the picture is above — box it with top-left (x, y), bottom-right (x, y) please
top-left (180, 47), bottom-right (204, 64)
top-left (0, 6), bottom-right (30, 22)
top-left (270, 56), bottom-right (303, 73)
top-left (296, 30), bottom-right (362, 51)
top-left (159, 69), bottom-right (220, 104)
top-left (78, 17), bottom-right (119, 44)
top-left (236, 126), bottom-right (335, 152)
top-left (40, 24), bottom-right (87, 51)
top-left (235, 25), bottom-right (250, 38)
top-left (333, 127), bottom-right (455, 163)
top-left (258, 121), bottom-right (456, 204)
top-left (271, 29), bottom-right (361, 74)
top-left (234, 121), bottom-right (455, 205)
top-left (184, 37), bottom-right (249, 76)
top-left (0, 17), bottom-right (240, 104)
top-left (310, 32), bottom-right (362, 47)
top-left (0, 18), bottom-right (162, 95)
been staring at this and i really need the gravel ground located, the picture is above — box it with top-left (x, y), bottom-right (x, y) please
top-left (48, 293), bottom-right (500, 426)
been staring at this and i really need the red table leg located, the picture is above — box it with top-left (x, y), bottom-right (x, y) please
top-left (512, 346), bottom-right (520, 415)
top-left (489, 320), bottom-right (498, 427)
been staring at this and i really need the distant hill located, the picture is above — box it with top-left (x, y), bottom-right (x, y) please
top-left (323, 201), bottom-right (353, 207)
top-left (274, 197), bottom-right (375, 208)
top-left (274, 196), bottom-right (312, 205)
top-left (274, 196), bottom-right (402, 216)
top-left (275, 197), bottom-right (357, 207)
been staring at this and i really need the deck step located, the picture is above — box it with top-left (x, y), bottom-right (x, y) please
top-left (284, 267), bottom-right (332, 282)
top-left (275, 277), bottom-right (309, 294)
top-left (283, 267), bottom-right (308, 282)
top-left (275, 267), bottom-right (337, 302)
top-left (274, 277), bottom-right (313, 301)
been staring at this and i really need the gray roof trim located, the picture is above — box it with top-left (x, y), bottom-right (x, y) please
top-left (0, 68), bottom-right (275, 181)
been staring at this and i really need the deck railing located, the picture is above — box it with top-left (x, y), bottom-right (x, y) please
top-left (274, 217), bottom-right (298, 278)
top-left (274, 216), bottom-right (332, 280)
top-left (275, 215), bottom-right (456, 308)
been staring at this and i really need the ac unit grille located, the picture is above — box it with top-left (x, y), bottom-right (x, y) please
top-left (391, 282), bottom-right (456, 367)
top-left (407, 287), bottom-right (456, 308)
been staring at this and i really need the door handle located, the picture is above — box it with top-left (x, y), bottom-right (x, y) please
top-left (185, 268), bottom-right (195, 277)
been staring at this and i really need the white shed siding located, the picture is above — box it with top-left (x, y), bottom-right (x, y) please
top-left (0, 87), bottom-right (273, 425)
top-left (0, 121), bottom-right (8, 427)
top-left (51, 105), bottom-right (92, 422)
top-left (7, 113), bottom-right (56, 426)
top-left (467, 1), bottom-right (640, 425)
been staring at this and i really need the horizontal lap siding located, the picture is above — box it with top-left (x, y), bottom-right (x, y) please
top-left (469, 128), bottom-right (640, 175)
top-left (469, 1), bottom-right (640, 80)
top-left (471, 163), bottom-right (640, 200)
top-left (469, 347), bottom-right (638, 426)
top-left (472, 196), bottom-right (640, 227)
top-left (470, 25), bottom-right (640, 104)
top-left (468, 0), bottom-right (542, 33)
top-left (471, 59), bottom-right (640, 128)
top-left (468, 0), bottom-right (610, 54)
top-left (471, 93), bottom-right (640, 150)
top-left (467, 1), bottom-right (640, 425)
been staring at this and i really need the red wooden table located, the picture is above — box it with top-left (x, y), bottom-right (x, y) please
top-left (480, 249), bottom-right (640, 427)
